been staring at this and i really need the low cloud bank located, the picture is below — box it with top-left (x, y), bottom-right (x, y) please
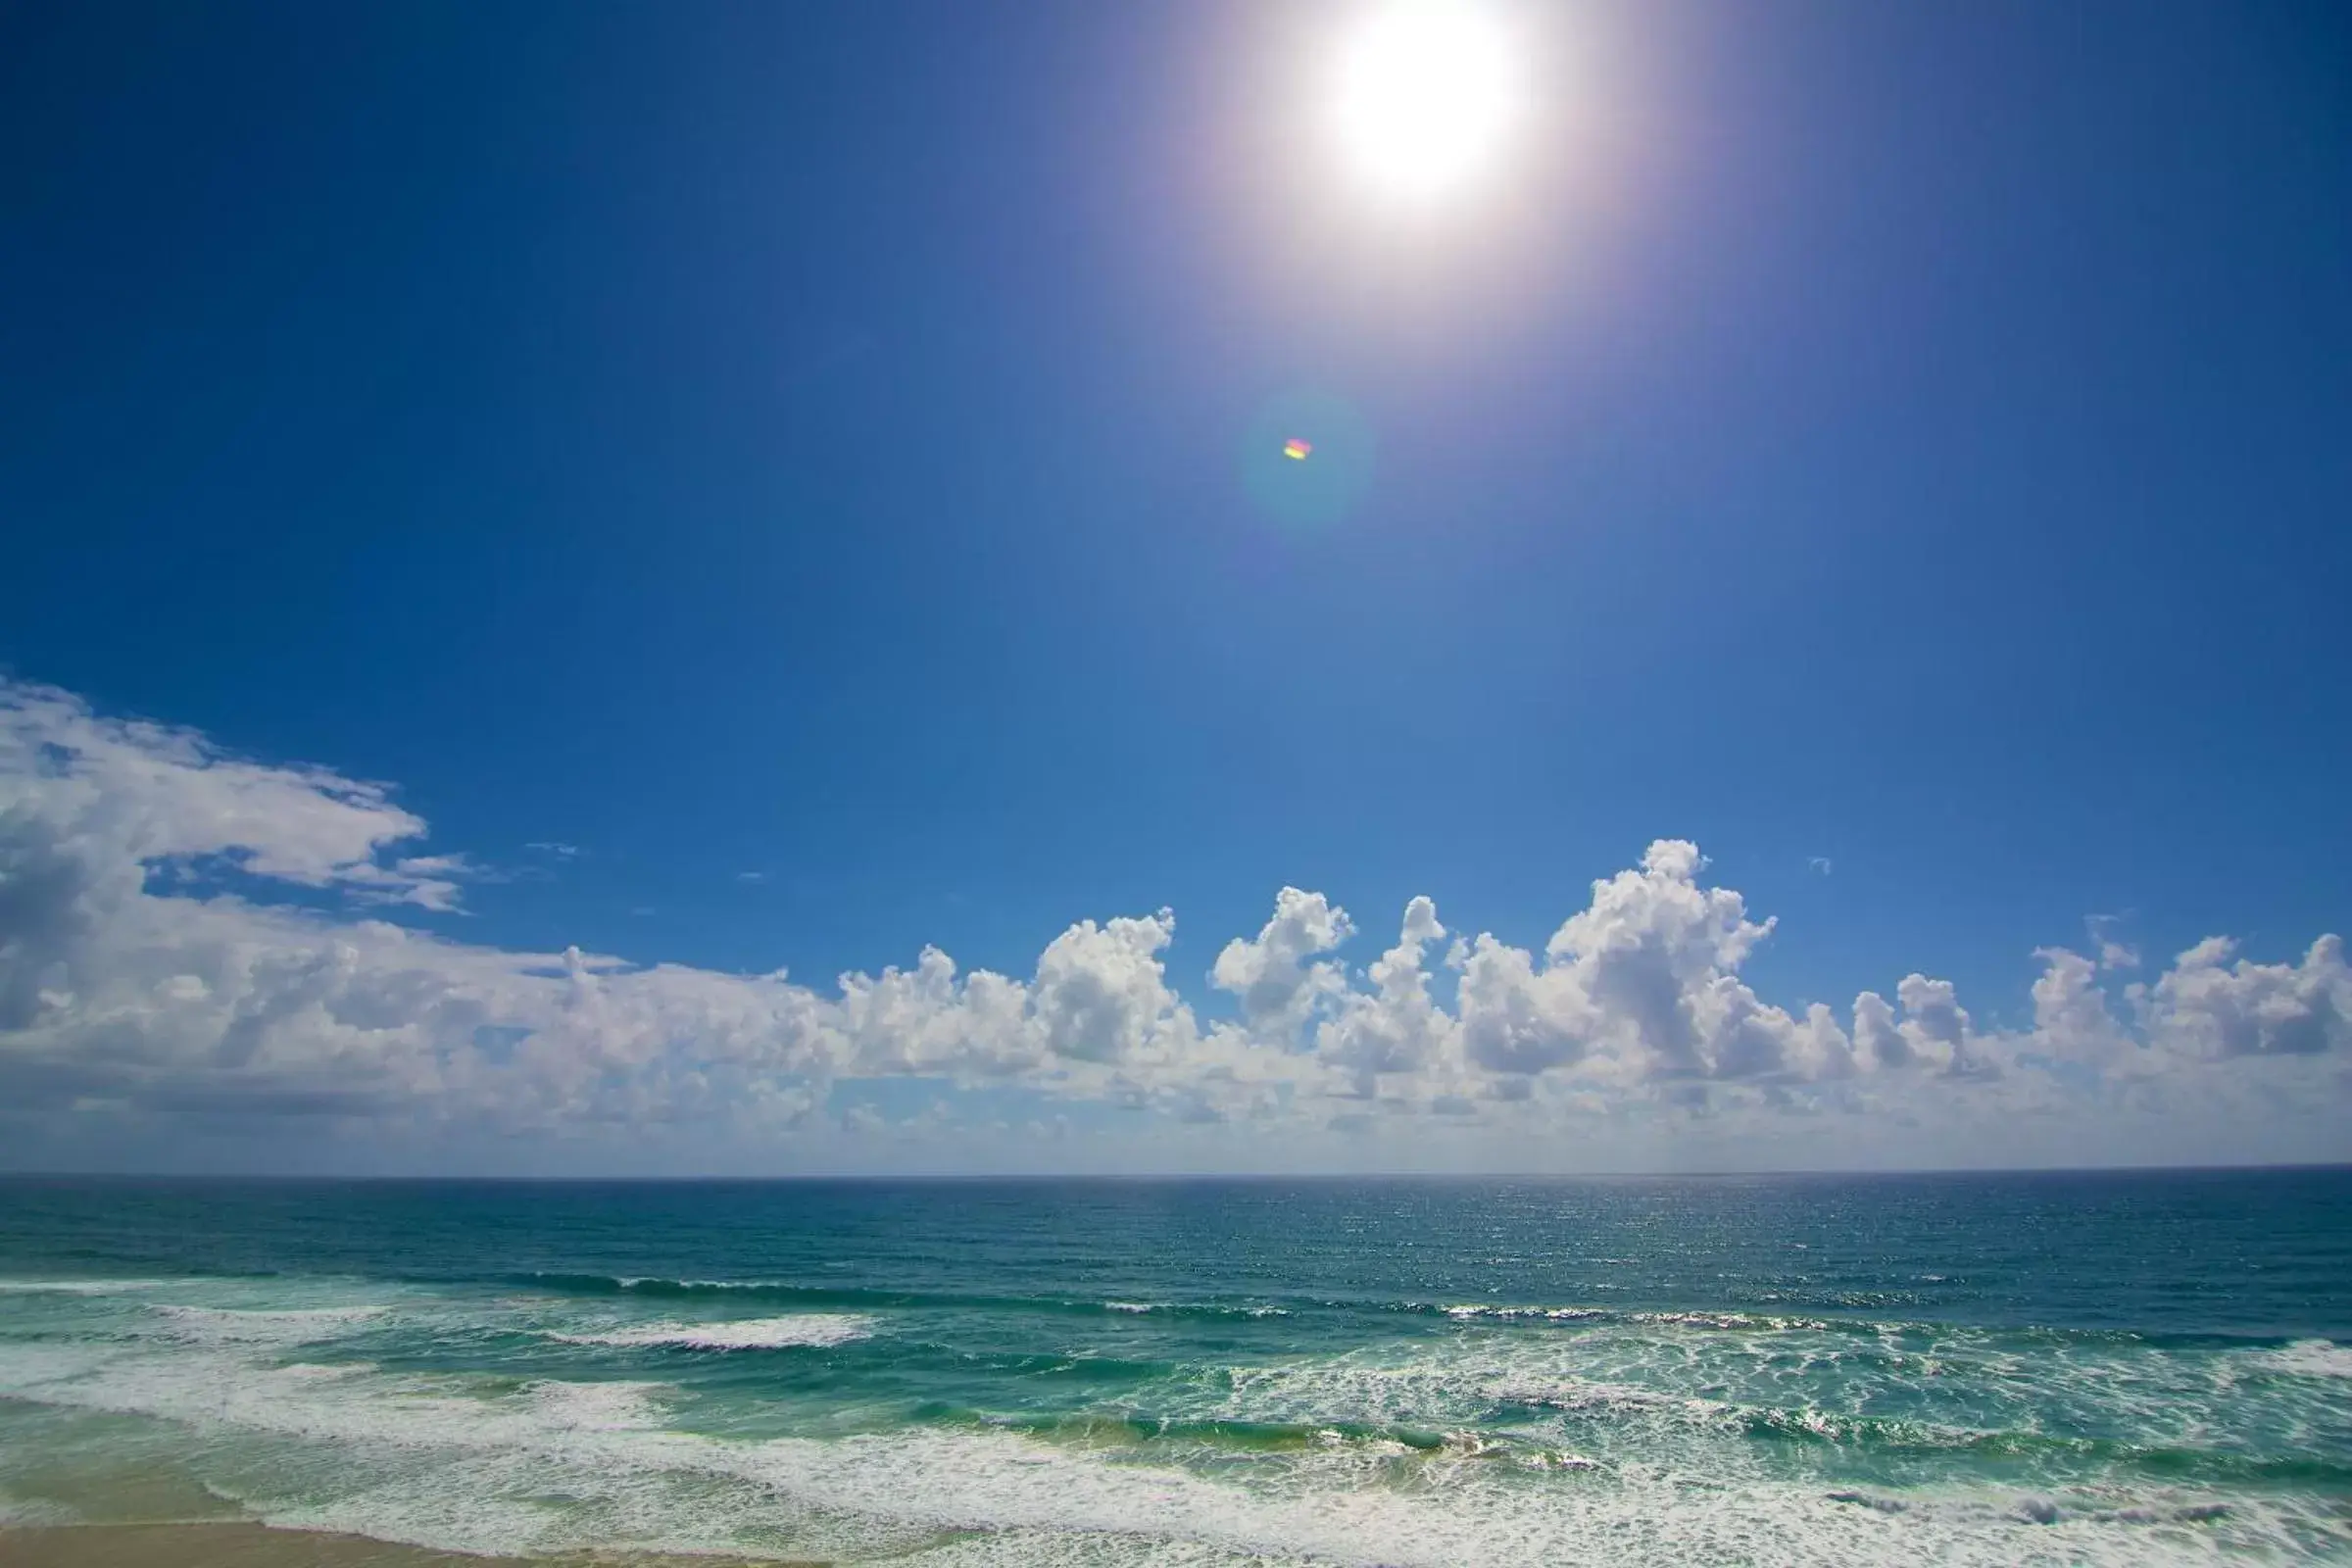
top-left (4, 680), bottom-right (2345, 1158)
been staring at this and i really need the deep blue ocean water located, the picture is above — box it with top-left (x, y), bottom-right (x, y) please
top-left (1, 1171), bottom-right (2347, 1565)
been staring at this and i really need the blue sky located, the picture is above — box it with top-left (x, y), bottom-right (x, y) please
top-left (3, 0), bottom-right (2348, 1172)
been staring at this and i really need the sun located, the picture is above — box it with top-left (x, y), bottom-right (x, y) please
top-left (1329, 2), bottom-right (1524, 204)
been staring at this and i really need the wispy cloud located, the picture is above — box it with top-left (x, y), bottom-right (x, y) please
top-left (2086, 913), bottom-right (2141, 971)
top-left (0, 681), bottom-right (460, 909)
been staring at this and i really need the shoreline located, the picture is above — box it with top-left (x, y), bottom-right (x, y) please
top-left (0, 1523), bottom-right (826, 1568)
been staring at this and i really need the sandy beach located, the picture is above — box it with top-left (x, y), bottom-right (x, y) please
top-left (0, 1523), bottom-right (518, 1568)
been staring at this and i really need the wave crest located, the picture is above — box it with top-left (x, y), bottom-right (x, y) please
top-left (548, 1314), bottom-right (874, 1350)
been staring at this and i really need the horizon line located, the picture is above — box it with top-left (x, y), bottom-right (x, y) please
top-left (2, 1161), bottom-right (2346, 1184)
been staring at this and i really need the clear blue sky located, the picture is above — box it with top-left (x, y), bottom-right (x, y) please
top-left (3, 0), bottom-right (2348, 1172)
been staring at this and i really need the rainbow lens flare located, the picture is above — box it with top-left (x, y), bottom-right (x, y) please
top-left (1282, 438), bottom-right (1313, 461)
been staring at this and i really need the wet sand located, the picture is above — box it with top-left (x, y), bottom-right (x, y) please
top-left (0, 1523), bottom-right (823, 1568)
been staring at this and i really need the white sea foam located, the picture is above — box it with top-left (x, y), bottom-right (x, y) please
top-left (1105, 1301), bottom-right (1157, 1314)
top-left (1169, 1324), bottom-right (2328, 1488)
top-left (1209, 1348), bottom-right (1741, 1450)
top-left (548, 1314), bottom-right (873, 1350)
top-left (1441, 1303), bottom-right (1837, 1332)
top-left (0, 1325), bottom-right (2318, 1567)
top-left (1444, 1303), bottom-right (1607, 1322)
top-left (618, 1277), bottom-right (788, 1292)
top-left (525, 1378), bottom-right (671, 1430)
top-left (885, 1530), bottom-right (1314, 1568)
top-left (0, 1279), bottom-right (168, 1295)
top-left (2256, 1339), bottom-right (2352, 1378)
top-left (148, 1305), bottom-right (390, 1345)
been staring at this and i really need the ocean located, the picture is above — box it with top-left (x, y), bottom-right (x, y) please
top-left (1, 1171), bottom-right (2347, 1566)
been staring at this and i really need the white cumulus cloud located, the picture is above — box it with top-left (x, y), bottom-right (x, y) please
top-left (1211, 887), bottom-right (1353, 1041)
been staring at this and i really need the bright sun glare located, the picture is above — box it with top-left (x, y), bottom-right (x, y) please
top-left (1330, 2), bottom-right (1524, 203)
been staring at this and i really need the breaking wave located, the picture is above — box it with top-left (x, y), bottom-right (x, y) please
top-left (1, 1331), bottom-right (2328, 1566)
top-left (546, 1314), bottom-right (874, 1350)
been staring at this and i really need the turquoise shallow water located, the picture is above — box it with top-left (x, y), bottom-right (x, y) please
top-left (1, 1171), bottom-right (2347, 1565)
